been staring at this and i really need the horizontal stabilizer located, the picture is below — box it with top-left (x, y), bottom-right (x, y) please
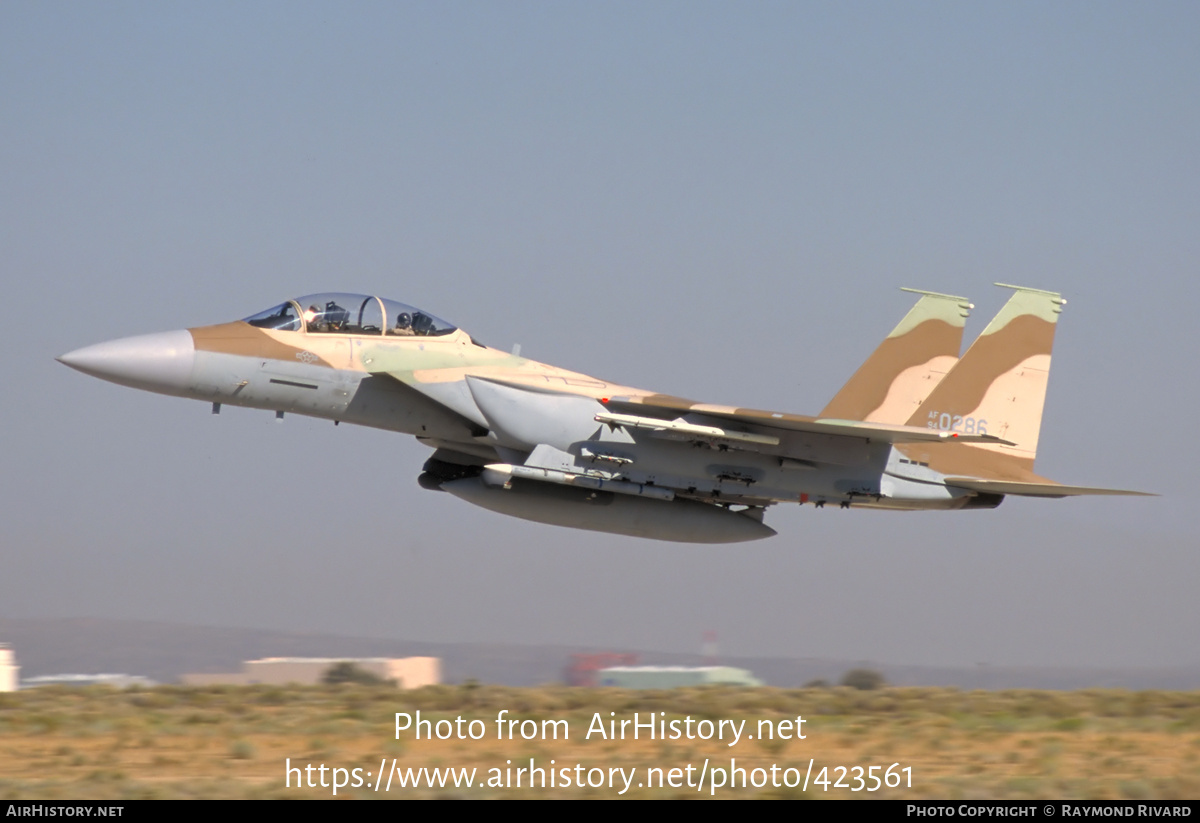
top-left (945, 477), bottom-right (1156, 498)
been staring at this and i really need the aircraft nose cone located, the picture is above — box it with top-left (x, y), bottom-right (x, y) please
top-left (58, 330), bottom-right (196, 395)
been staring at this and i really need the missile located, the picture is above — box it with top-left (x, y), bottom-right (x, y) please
top-left (479, 463), bottom-right (675, 501)
top-left (593, 411), bottom-right (780, 446)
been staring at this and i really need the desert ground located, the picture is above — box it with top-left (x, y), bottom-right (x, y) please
top-left (2, 684), bottom-right (1198, 799)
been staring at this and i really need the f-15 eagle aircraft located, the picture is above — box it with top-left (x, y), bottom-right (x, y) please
top-left (58, 284), bottom-right (1148, 543)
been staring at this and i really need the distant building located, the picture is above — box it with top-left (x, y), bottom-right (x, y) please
top-left (181, 656), bottom-right (440, 688)
top-left (564, 652), bottom-right (641, 686)
top-left (21, 674), bottom-right (156, 689)
top-left (0, 645), bottom-right (18, 692)
top-left (597, 665), bottom-right (763, 689)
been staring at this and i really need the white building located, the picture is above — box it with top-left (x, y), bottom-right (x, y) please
top-left (0, 645), bottom-right (19, 692)
top-left (596, 665), bottom-right (762, 689)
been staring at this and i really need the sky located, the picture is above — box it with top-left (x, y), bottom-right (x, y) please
top-left (2, 1), bottom-right (1197, 671)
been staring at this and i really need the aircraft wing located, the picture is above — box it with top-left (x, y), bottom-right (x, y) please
top-left (943, 478), bottom-right (1156, 498)
top-left (601, 395), bottom-right (1015, 447)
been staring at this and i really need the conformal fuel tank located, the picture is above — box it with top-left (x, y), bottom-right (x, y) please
top-left (440, 477), bottom-right (776, 543)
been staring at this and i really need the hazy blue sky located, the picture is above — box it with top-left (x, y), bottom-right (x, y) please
top-left (2, 1), bottom-right (1196, 670)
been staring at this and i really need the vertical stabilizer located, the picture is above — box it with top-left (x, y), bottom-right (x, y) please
top-left (820, 288), bottom-right (972, 423)
top-left (907, 284), bottom-right (1065, 470)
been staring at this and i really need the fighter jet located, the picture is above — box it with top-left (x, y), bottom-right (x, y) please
top-left (58, 284), bottom-right (1149, 543)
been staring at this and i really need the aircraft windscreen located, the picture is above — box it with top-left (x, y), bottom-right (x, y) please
top-left (243, 303), bottom-right (301, 332)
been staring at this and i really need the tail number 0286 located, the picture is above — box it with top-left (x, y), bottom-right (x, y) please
top-left (927, 411), bottom-right (987, 436)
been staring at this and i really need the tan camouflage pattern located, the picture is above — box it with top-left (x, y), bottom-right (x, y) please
top-left (820, 289), bottom-right (971, 423)
top-left (190, 321), bottom-right (641, 399)
top-left (191, 321), bottom-right (352, 369)
top-left (900, 285), bottom-right (1065, 478)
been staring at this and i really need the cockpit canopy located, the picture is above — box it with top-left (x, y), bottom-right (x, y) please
top-left (243, 293), bottom-right (458, 337)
